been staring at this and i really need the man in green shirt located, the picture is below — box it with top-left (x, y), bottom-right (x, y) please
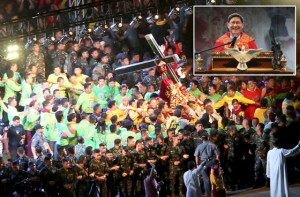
top-left (56, 111), bottom-right (75, 149)
top-left (93, 76), bottom-right (109, 110)
top-left (105, 124), bottom-right (121, 150)
top-left (40, 101), bottom-right (58, 153)
top-left (114, 85), bottom-right (132, 107)
top-left (207, 84), bottom-right (222, 105)
top-left (69, 74), bottom-right (84, 100)
top-left (108, 78), bottom-right (120, 100)
top-left (120, 119), bottom-right (136, 146)
top-left (47, 66), bottom-right (69, 87)
top-left (186, 79), bottom-right (202, 99)
top-left (3, 70), bottom-right (21, 103)
top-left (82, 115), bottom-right (97, 149)
top-left (76, 83), bottom-right (107, 114)
top-left (19, 74), bottom-right (33, 108)
top-left (77, 112), bottom-right (90, 136)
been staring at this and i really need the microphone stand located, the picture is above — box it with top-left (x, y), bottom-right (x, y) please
top-left (195, 40), bottom-right (234, 71)
top-left (195, 41), bottom-right (232, 55)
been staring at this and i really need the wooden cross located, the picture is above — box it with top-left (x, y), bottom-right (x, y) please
top-left (113, 34), bottom-right (180, 85)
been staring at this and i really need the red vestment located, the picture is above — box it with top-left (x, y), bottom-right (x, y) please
top-left (209, 32), bottom-right (258, 70)
top-left (156, 62), bottom-right (197, 110)
top-left (242, 88), bottom-right (261, 119)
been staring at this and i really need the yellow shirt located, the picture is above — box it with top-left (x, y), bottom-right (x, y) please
top-left (106, 108), bottom-right (126, 124)
top-left (254, 108), bottom-right (268, 123)
top-left (213, 94), bottom-right (255, 110)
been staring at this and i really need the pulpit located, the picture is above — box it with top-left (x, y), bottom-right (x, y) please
top-left (195, 51), bottom-right (293, 74)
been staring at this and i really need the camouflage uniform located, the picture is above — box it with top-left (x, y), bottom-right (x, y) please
top-left (224, 131), bottom-right (243, 190)
top-left (57, 167), bottom-right (78, 197)
top-left (64, 50), bottom-right (78, 75)
top-left (106, 157), bottom-right (120, 197)
top-left (155, 142), bottom-right (169, 196)
top-left (39, 165), bottom-right (59, 197)
top-left (26, 52), bottom-right (46, 74)
top-left (77, 57), bottom-right (91, 77)
top-left (251, 132), bottom-right (269, 185)
top-left (110, 147), bottom-right (122, 159)
top-left (132, 149), bottom-right (147, 196)
top-left (92, 63), bottom-right (107, 82)
top-left (116, 153), bottom-right (135, 197)
top-left (142, 75), bottom-right (161, 91)
top-left (75, 165), bottom-right (90, 197)
top-left (167, 144), bottom-right (186, 197)
top-left (88, 156), bottom-right (109, 197)
top-left (52, 49), bottom-right (68, 71)
top-left (144, 145), bottom-right (157, 162)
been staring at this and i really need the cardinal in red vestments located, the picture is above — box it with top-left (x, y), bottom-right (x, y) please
top-left (209, 13), bottom-right (258, 70)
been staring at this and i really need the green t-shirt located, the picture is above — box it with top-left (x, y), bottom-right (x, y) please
top-left (57, 122), bottom-right (75, 146)
top-left (207, 93), bottom-right (222, 105)
top-left (77, 119), bottom-right (90, 137)
top-left (76, 92), bottom-right (106, 113)
top-left (105, 133), bottom-right (121, 150)
top-left (82, 124), bottom-right (97, 149)
top-left (120, 130), bottom-right (137, 146)
top-left (93, 85), bottom-right (110, 109)
top-left (40, 112), bottom-right (58, 142)
top-left (186, 88), bottom-right (202, 99)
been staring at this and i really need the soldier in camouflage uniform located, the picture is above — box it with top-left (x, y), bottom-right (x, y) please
top-left (154, 135), bottom-right (169, 196)
top-left (57, 159), bottom-right (78, 197)
top-left (251, 123), bottom-right (269, 187)
top-left (142, 67), bottom-right (161, 91)
top-left (26, 43), bottom-right (46, 74)
top-left (43, 38), bottom-right (56, 76)
top-left (144, 137), bottom-right (157, 165)
top-left (64, 41), bottom-right (80, 75)
top-left (106, 150), bottom-right (121, 197)
top-left (38, 157), bottom-right (59, 197)
top-left (110, 138), bottom-right (123, 159)
top-left (75, 155), bottom-right (90, 197)
top-left (52, 36), bottom-right (68, 71)
top-left (76, 48), bottom-right (91, 77)
top-left (131, 140), bottom-right (147, 196)
top-left (224, 125), bottom-right (243, 190)
top-left (88, 149), bottom-right (110, 197)
top-left (116, 146), bottom-right (135, 197)
top-left (92, 54), bottom-right (113, 82)
top-left (167, 135), bottom-right (189, 197)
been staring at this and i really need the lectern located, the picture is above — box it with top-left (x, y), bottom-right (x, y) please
top-left (195, 51), bottom-right (292, 74)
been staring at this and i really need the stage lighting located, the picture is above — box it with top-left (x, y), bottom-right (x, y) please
top-left (168, 7), bottom-right (180, 20)
top-left (130, 16), bottom-right (142, 29)
top-left (146, 15), bottom-right (156, 24)
top-left (6, 42), bottom-right (20, 60)
top-left (185, 7), bottom-right (192, 15)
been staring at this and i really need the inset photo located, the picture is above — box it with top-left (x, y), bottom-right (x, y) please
top-left (193, 6), bottom-right (296, 75)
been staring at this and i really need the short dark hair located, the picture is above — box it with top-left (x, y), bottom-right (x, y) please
top-left (13, 116), bottom-right (20, 121)
top-left (227, 13), bottom-right (244, 23)
top-left (55, 111), bottom-right (64, 122)
top-left (187, 160), bottom-right (196, 170)
top-left (108, 100), bottom-right (116, 108)
top-left (110, 124), bottom-right (117, 133)
top-left (84, 83), bottom-right (92, 89)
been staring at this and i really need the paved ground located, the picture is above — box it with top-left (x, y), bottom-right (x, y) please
top-left (230, 183), bottom-right (300, 197)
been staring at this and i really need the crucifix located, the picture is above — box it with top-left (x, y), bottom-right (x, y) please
top-left (113, 34), bottom-right (181, 86)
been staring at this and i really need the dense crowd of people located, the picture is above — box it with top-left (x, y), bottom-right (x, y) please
top-left (0, 2), bottom-right (300, 197)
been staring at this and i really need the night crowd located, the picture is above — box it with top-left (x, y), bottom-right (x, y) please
top-left (0, 2), bottom-right (300, 197)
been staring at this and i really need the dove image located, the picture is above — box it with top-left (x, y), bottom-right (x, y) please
top-left (225, 46), bottom-right (262, 71)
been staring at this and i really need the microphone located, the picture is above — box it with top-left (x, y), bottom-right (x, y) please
top-left (230, 36), bottom-right (237, 48)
